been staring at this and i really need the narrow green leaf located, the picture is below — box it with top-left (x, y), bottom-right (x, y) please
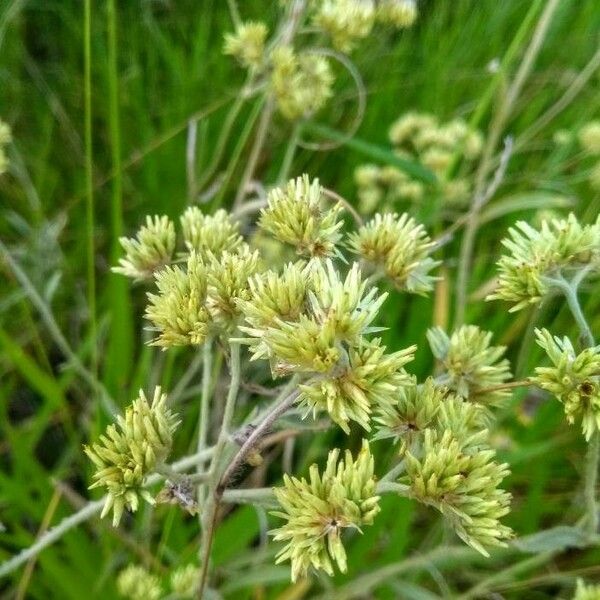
top-left (303, 122), bottom-right (437, 184)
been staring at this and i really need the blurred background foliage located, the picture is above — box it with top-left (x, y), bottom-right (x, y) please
top-left (1, 0), bottom-right (600, 598)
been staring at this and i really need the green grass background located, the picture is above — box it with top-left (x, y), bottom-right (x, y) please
top-left (1, 0), bottom-right (600, 598)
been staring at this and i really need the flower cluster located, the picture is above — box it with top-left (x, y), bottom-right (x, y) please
top-left (116, 565), bottom-right (162, 600)
top-left (533, 329), bottom-right (600, 440)
top-left (427, 325), bottom-right (512, 404)
top-left (116, 563), bottom-right (199, 600)
top-left (0, 118), bottom-right (11, 175)
top-left (374, 377), bottom-right (487, 453)
top-left (223, 17), bottom-right (334, 121)
top-left (259, 174), bottom-right (343, 258)
top-left (355, 111), bottom-right (483, 213)
top-left (223, 21), bottom-right (268, 69)
top-left (112, 207), bottom-right (257, 346)
top-left (377, 0), bottom-right (418, 28)
top-left (374, 372), bottom-right (510, 555)
top-left (180, 207), bottom-right (243, 259)
top-left (113, 215), bottom-right (176, 281)
top-left (270, 46), bottom-right (334, 121)
top-left (348, 212), bottom-right (440, 293)
top-left (312, 0), bottom-right (375, 53)
top-left (206, 245), bottom-right (261, 328)
top-left (170, 564), bottom-right (200, 597)
top-left (312, 0), bottom-right (418, 54)
top-left (487, 213), bottom-right (600, 312)
top-left (271, 440), bottom-right (380, 581)
top-left (109, 167), bottom-right (521, 585)
top-left (145, 251), bottom-right (210, 347)
top-left (402, 428), bottom-right (512, 556)
top-left (85, 388), bottom-right (179, 526)
top-left (239, 258), bottom-right (415, 432)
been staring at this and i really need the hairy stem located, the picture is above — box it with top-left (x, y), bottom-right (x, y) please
top-left (585, 432), bottom-right (600, 536)
top-left (222, 487), bottom-right (278, 506)
top-left (376, 481), bottom-right (411, 495)
top-left (198, 342), bottom-right (241, 594)
top-left (221, 478), bottom-right (412, 507)
top-left (552, 275), bottom-right (598, 534)
top-left (218, 385), bottom-right (299, 493)
top-left (0, 446), bottom-right (215, 579)
top-left (380, 461), bottom-right (406, 483)
top-left (197, 337), bottom-right (213, 511)
top-left (559, 278), bottom-right (595, 348)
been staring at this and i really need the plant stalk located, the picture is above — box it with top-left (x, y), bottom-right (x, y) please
top-left (555, 275), bottom-right (598, 535)
top-left (198, 342), bottom-right (241, 594)
top-left (197, 336), bottom-right (213, 511)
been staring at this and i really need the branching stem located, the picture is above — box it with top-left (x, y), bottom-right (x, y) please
top-left (197, 337), bottom-right (213, 510)
top-left (198, 341), bottom-right (241, 595)
top-left (547, 273), bottom-right (598, 535)
top-left (218, 385), bottom-right (300, 493)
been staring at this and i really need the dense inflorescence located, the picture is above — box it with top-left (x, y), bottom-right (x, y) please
top-left (354, 111), bottom-right (483, 213)
top-left (271, 440), bottom-right (380, 581)
top-left (85, 388), bottom-right (179, 526)
top-left (487, 213), bottom-right (600, 312)
top-left (98, 168), bottom-right (523, 584)
top-left (113, 215), bottom-right (176, 281)
top-left (348, 212), bottom-right (440, 293)
top-left (427, 325), bottom-right (512, 404)
top-left (402, 428), bottom-right (512, 555)
top-left (534, 329), bottom-right (600, 440)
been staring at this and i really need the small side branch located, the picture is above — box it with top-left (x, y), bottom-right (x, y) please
top-left (218, 389), bottom-right (300, 493)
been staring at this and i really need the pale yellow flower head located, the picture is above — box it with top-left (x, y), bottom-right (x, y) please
top-left (145, 251), bottom-right (210, 347)
top-left (299, 338), bottom-right (415, 433)
top-left (403, 428), bottom-right (512, 556)
top-left (85, 387), bottom-right (179, 526)
top-left (180, 207), bottom-right (243, 260)
top-left (271, 440), bottom-right (380, 582)
top-left (206, 245), bottom-right (262, 329)
top-left (579, 121), bottom-right (600, 155)
top-left (348, 212), bottom-right (440, 294)
top-left (313, 0), bottom-right (375, 53)
top-left (427, 325), bottom-right (511, 404)
top-left (487, 214), bottom-right (600, 312)
top-left (270, 47), bottom-right (334, 120)
top-left (223, 21), bottom-right (268, 69)
top-left (534, 329), bottom-right (600, 441)
top-left (259, 175), bottom-right (343, 258)
top-left (113, 215), bottom-right (176, 281)
top-left (117, 565), bottom-right (162, 600)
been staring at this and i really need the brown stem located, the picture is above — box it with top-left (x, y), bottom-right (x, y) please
top-left (217, 390), bottom-right (299, 495)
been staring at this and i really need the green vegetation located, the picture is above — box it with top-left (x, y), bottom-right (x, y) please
top-left (1, 0), bottom-right (600, 598)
